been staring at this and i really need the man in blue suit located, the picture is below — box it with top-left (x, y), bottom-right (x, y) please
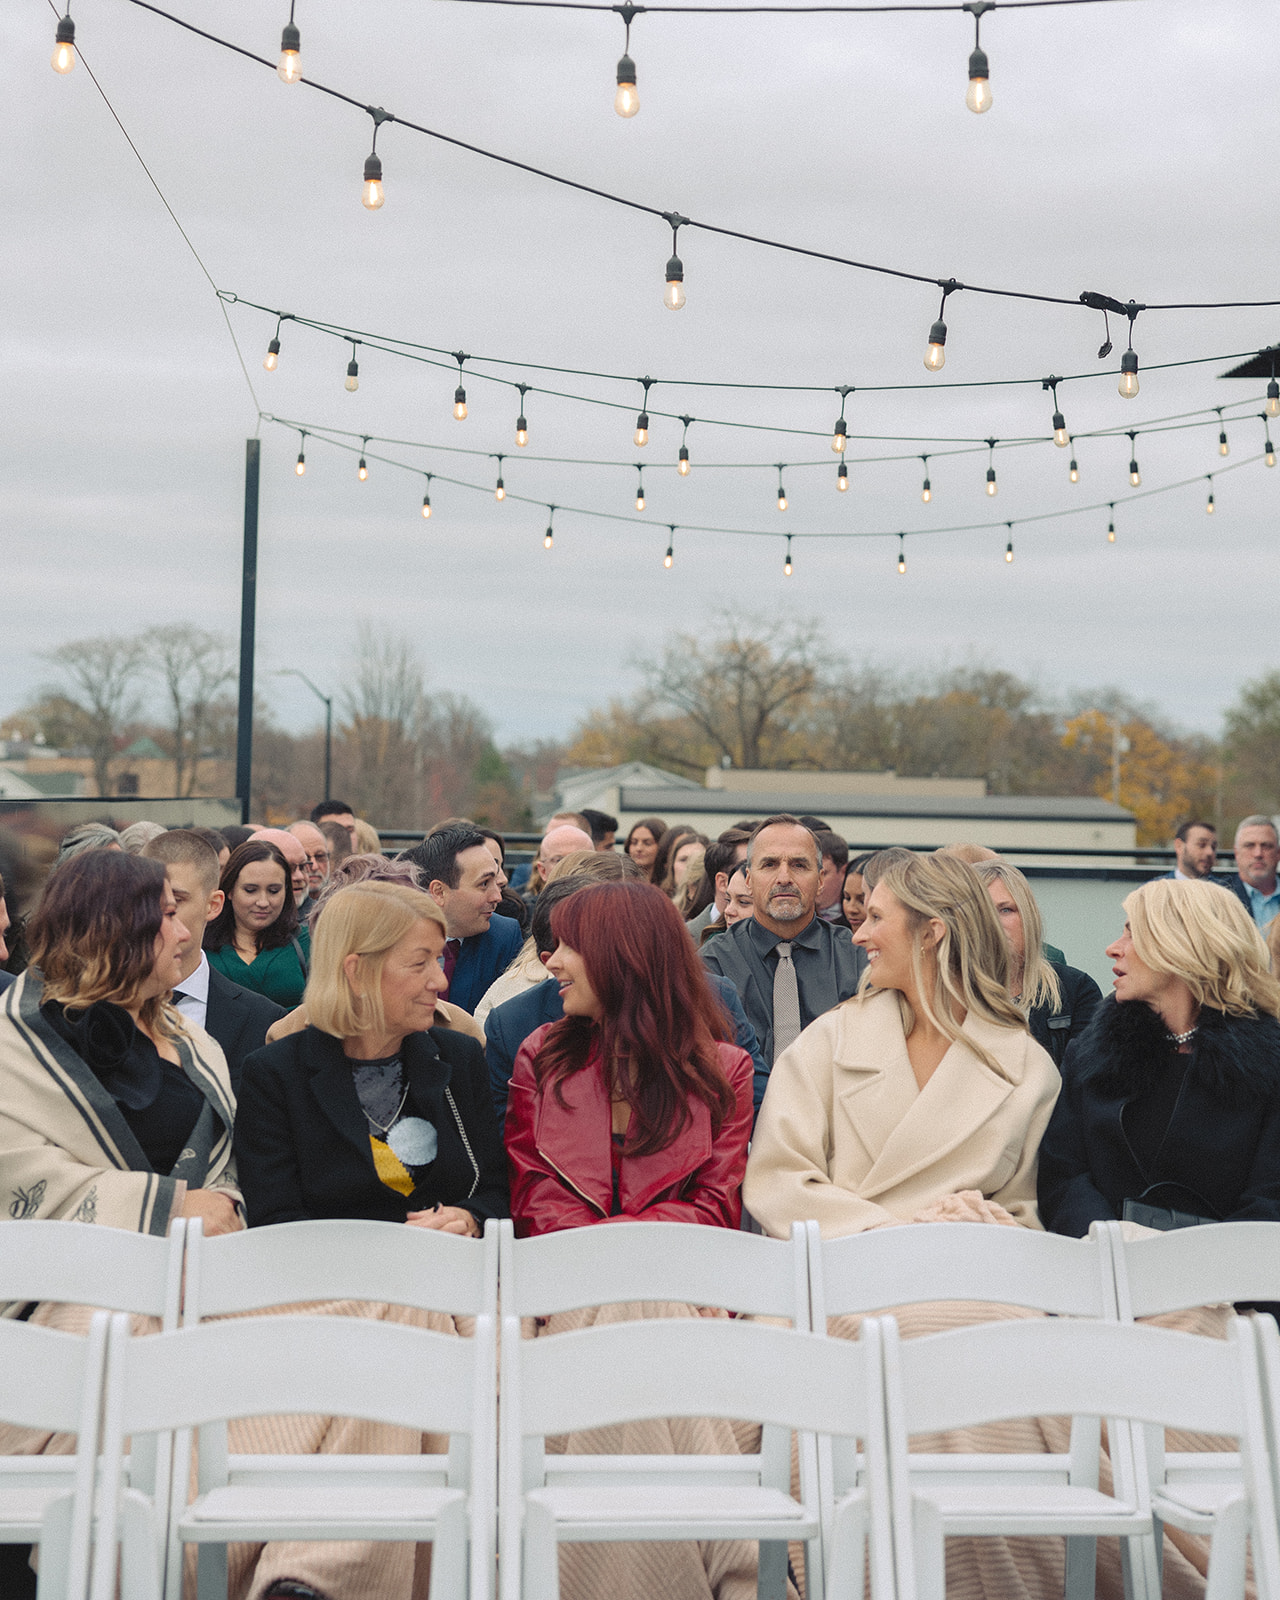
top-left (402, 825), bottom-right (523, 1015)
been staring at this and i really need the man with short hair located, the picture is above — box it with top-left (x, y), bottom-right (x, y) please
top-left (702, 814), bottom-right (866, 1069)
top-left (1223, 816), bottom-right (1280, 929)
top-left (401, 824), bottom-right (521, 1014)
top-left (580, 808), bottom-right (619, 852)
top-left (142, 831), bottom-right (284, 1091)
top-left (1168, 819), bottom-right (1219, 881)
top-left (287, 819), bottom-right (331, 900)
top-left (522, 824), bottom-right (595, 902)
top-left (814, 829), bottom-right (850, 924)
top-left (686, 828), bottom-right (751, 941)
top-left (310, 799), bottom-right (358, 848)
top-left (251, 827), bottom-right (310, 909)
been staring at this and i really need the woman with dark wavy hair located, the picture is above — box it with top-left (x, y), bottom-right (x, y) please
top-left (205, 839), bottom-right (309, 1008)
top-left (504, 879), bottom-right (753, 1233)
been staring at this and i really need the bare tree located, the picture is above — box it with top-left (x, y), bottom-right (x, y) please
top-left (42, 634), bottom-right (147, 796)
top-left (339, 623), bottom-right (428, 823)
top-left (142, 626), bottom-right (236, 795)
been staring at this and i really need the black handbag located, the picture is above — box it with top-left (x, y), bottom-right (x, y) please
top-left (1122, 1181), bottom-right (1220, 1231)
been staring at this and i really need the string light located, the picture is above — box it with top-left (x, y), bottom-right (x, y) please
top-left (1127, 432), bottom-right (1141, 487)
top-left (344, 342), bottom-right (359, 392)
top-left (985, 438), bottom-right (998, 496)
top-left (453, 352), bottom-right (469, 421)
top-left (635, 467), bottom-right (646, 511)
top-left (362, 108), bottom-right (393, 210)
top-left (783, 535), bottom-right (794, 577)
top-left (837, 458), bottom-right (849, 492)
top-left (664, 526), bottom-right (675, 568)
top-left (1118, 348), bottom-right (1139, 399)
top-left (898, 535), bottom-right (907, 575)
top-left (1264, 416), bottom-right (1277, 468)
top-left (678, 416), bottom-right (692, 476)
top-left (1068, 443), bottom-right (1079, 483)
top-left (263, 316), bottom-right (283, 372)
top-left (421, 474), bottom-right (432, 517)
top-left (1205, 476), bottom-right (1215, 514)
top-left (920, 456), bottom-right (932, 502)
top-left (1044, 378), bottom-right (1069, 447)
top-left (924, 281), bottom-right (959, 372)
top-left (1268, 380), bottom-right (1280, 420)
top-left (663, 215), bottom-right (688, 312)
top-left (832, 387), bottom-right (852, 453)
top-left (1004, 525), bottom-right (1014, 562)
top-left (51, 11), bottom-right (76, 73)
top-left (776, 466), bottom-right (788, 513)
top-left (1216, 409), bottom-right (1230, 457)
top-left (277, 4), bottom-right (301, 82)
top-left (544, 506), bottom-right (555, 549)
top-left (494, 454), bottom-right (505, 500)
top-left (295, 431), bottom-right (307, 476)
top-left (614, 8), bottom-right (639, 117)
top-left (1107, 504), bottom-right (1116, 543)
top-left (515, 384), bottom-right (529, 447)
top-left (964, 1), bottom-right (993, 113)
top-left (358, 437), bottom-right (369, 480)
top-left (634, 378), bottom-right (653, 448)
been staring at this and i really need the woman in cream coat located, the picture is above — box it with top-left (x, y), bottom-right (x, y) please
top-left (745, 851), bottom-right (1060, 1237)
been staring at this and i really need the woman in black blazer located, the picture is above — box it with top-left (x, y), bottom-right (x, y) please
top-left (235, 881), bottom-right (508, 1231)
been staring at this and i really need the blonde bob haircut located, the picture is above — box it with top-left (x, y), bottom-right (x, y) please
top-left (860, 852), bottom-right (1028, 1077)
top-left (305, 881), bottom-right (446, 1040)
top-left (972, 860), bottom-right (1063, 1013)
top-left (1123, 877), bottom-right (1280, 1021)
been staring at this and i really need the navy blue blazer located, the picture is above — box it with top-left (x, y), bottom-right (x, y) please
top-left (484, 973), bottom-right (769, 1134)
top-left (448, 914), bottom-right (523, 1015)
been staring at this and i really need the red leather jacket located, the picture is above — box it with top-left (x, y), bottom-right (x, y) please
top-left (504, 1024), bottom-right (754, 1236)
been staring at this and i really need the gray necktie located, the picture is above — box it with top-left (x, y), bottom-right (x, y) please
top-left (772, 941), bottom-right (802, 1062)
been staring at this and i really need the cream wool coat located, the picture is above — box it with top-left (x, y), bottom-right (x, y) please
top-left (743, 988), bottom-right (1061, 1238)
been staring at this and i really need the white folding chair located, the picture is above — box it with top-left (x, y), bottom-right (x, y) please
top-left (0, 1219), bottom-right (187, 1597)
top-left (169, 1218), bottom-right (499, 1600)
top-left (497, 1219), bottom-right (815, 1600)
top-left (881, 1313), bottom-right (1280, 1600)
top-left (806, 1220), bottom-right (1119, 1600)
top-left (502, 1314), bottom-right (893, 1600)
top-left (0, 1310), bottom-right (109, 1600)
top-left (92, 1309), bottom-right (496, 1600)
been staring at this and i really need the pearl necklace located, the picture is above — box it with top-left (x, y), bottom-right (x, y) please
top-left (1165, 1026), bottom-right (1198, 1047)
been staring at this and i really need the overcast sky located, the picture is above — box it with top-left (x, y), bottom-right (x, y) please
top-left (2, 0), bottom-right (1275, 748)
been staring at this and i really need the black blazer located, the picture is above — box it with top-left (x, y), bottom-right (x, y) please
top-left (235, 1025), bottom-right (510, 1228)
top-left (203, 967), bottom-right (285, 1098)
top-left (1038, 997), bottom-right (1280, 1237)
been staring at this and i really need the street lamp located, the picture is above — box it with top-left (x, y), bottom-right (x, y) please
top-left (276, 669), bottom-right (333, 802)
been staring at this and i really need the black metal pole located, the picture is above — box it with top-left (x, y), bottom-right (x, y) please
top-left (235, 438), bottom-right (260, 820)
top-left (324, 695), bottom-right (332, 802)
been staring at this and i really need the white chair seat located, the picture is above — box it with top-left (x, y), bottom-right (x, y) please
top-left (0, 1486), bottom-right (76, 1534)
top-left (528, 1481), bottom-right (818, 1537)
top-left (179, 1482), bottom-right (465, 1536)
top-left (919, 1481), bottom-right (1146, 1530)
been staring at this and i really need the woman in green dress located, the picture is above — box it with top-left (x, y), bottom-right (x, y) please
top-left (205, 840), bottom-right (310, 1007)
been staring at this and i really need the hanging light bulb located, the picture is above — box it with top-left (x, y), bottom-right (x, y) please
top-left (1218, 418), bottom-right (1230, 457)
top-left (663, 526), bottom-right (675, 568)
top-left (515, 387), bottom-right (530, 447)
top-left (1069, 449), bottom-right (1079, 483)
top-left (1118, 349), bottom-right (1139, 399)
top-left (544, 509), bottom-right (555, 550)
top-left (1128, 433), bottom-right (1140, 487)
top-left (263, 338), bottom-right (280, 373)
top-left (987, 468), bottom-right (998, 496)
top-left (776, 467), bottom-right (788, 513)
top-left (1206, 480), bottom-right (1215, 514)
top-left (362, 150), bottom-right (385, 210)
top-left (277, 13), bottom-right (301, 82)
top-left (1005, 537), bottom-right (1014, 563)
top-left (295, 435), bottom-right (307, 476)
top-left (782, 536), bottom-right (794, 577)
top-left (920, 457), bottom-right (932, 502)
top-left (614, 51), bottom-right (639, 117)
top-left (966, 49), bottom-right (992, 113)
top-left (358, 440), bottom-right (369, 481)
top-left (1267, 380), bottom-right (1280, 419)
top-left (345, 351), bottom-right (359, 392)
top-left (664, 254), bottom-right (686, 312)
top-left (1266, 430), bottom-right (1277, 469)
top-left (421, 478), bottom-right (432, 518)
top-left (494, 456), bottom-right (505, 501)
top-left (635, 468), bottom-right (646, 512)
top-left (837, 459), bottom-right (849, 492)
top-left (634, 412), bottom-right (649, 448)
top-left (51, 12), bottom-right (76, 73)
top-left (832, 394), bottom-right (851, 453)
top-left (924, 320), bottom-right (947, 371)
top-left (1107, 506), bottom-right (1116, 543)
top-left (453, 387), bottom-right (468, 421)
top-left (678, 446), bottom-right (690, 475)
top-left (985, 438), bottom-right (999, 497)
top-left (1052, 412), bottom-right (1069, 448)
top-left (898, 535), bottom-right (907, 575)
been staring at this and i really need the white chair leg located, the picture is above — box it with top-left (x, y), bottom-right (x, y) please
top-left (1202, 1499), bottom-right (1250, 1600)
top-left (119, 1491), bottom-right (164, 1600)
top-left (426, 1500), bottom-right (470, 1600)
top-left (37, 1493), bottom-right (72, 1600)
top-left (195, 1539), bottom-right (229, 1600)
top-left (910, 1498), bottom-right (946, 1600)
top-left (1064, 1534), bottom-right (1098, 1600)
top-left (824, 1498), bottom-right (867, 1600)
top-left (521, 1499), bottom-right (561, 1600)
top-left (757, 1539), bottom-right (788, 1600)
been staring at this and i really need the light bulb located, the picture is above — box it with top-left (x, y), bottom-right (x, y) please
top-left (1267, 440), bottom-right (1276, 468)
top-left (898, 550), bottom-right (907, 575)
top-left (1219, 430), bottom-right (1230, 457)
top-left (678, 446), bottom-right (690, 476)
top-left (495, 479), bottom-right (505, 501)
top-left (664, 255), bottom-right (686, 312)
top-left (921, 478), bottom-right (932, 503)
top-left (1267, 381), bottom-right (1279, 419)
top-left (1129, 460), bottom-right (1141, 488)
top-left (986, 468), bottom-right (997, 496)
top-left (1108, 519), bottom-right (1116, 543)
top-left (784, 552), bottom-right (793, 577)
top-left (777, 489), bottom-right (788, 513)
top-left (966, 46), bottom-right (991, 113)
top-left (295, 450), bottom-right (306, 476)
top-left (277, 20), bottom-right (301, 82)
top-left (1052, 412), bottom-right (1069, 448)
top-left (453, 387), bottom-right (468, 421)
top-left (362, 152), bottom-right (385, 210)
top-left (51, 13), bottom-right (75, 73)
top-left (263, 338), bottom-right (280, 372)
top-left (1118, 350), bottom-right (1139, 399)
top-left (832, 418), bottom-right (847, 454)
top-left (1005, 540), bottom-right (1014, 563)
top-left (345, 359), bottom-right (359, 392)
top-left (635, 490), bottom-right (646, 511)
top-left (663, 545), bottom-right (673, 568)
top-left (614, 53), bottom-right (639, 117)
top-left (837, 462), bottom-right (849, 492)
top-left (422, 493), bottom-right (432, 518)
top-left (515, 416), bottom-right (528, 447)
top-left (358, 457), bottom-right (368, 481)
top-left (1206, 489), bottom-right (1215, 514)
top-left (634, 412), bottom-right (649, 448)
top-left (1069, 459), bottom-right (1079, 483)
top-left (924, 320), bottom-right (947, 371)
top-left (544, 528), bottom-right (554, 550)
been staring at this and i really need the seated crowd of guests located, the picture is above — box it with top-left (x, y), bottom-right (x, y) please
top-left (2, 802), bottom-right (1280, 1600)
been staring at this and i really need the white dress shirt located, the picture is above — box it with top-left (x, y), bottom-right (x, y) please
top-left (173, 951), bottom-right (211, 1031)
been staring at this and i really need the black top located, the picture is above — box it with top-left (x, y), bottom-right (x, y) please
top-left (1027, 961), bottom-right (1103, 1069)
top-left (42, 1000), bottom-right (205, 1176)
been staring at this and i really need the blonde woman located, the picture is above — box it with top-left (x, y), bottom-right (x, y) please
top-left (350, 817), bottom-right (382, 855)
top-left (1039, 876), bottom-right (1280, 1235)
top-left (744, 851), bottom-right (1060, 1237)
top-left (974, 859), bottom-right (1102, 1068)
top-left (235, 881), bottom-right (508, 1230)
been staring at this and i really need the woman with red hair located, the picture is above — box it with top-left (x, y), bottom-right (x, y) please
top-left (505, 879), bottom-right (753, 1234)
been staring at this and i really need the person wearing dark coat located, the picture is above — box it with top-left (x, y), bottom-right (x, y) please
top-left (1038, 876), bottom-right (1280, 1238)
top-left (234, 880), bottom-right (508, 1231)
top-left (399, 825), bottom-right (522, 1014)
top-left (204, 967), bottom-right (284, 1098)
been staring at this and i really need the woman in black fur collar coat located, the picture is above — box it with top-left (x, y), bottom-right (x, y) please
top-left (1038, 876), bottom-right (1280, 1237)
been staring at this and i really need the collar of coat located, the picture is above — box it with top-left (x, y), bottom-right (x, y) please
top-left (824, 989), bottom-right (1037, 1200)
top-left (531, 1050), bottom-right (713, 1218)
top-left (1070, 995), bottom-right (1280, 1108)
